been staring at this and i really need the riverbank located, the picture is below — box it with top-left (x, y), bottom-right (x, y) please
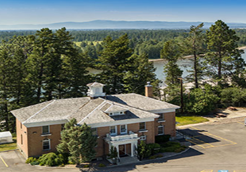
top-left (150, 46), bottom-right (246, 62)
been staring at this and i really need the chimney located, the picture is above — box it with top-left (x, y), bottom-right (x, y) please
top-left (145, 82), bottom-right (153, 98)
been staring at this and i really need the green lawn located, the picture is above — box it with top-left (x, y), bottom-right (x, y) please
top-left (176, 115), bottom-right (209, 126)
top-left (74, 41), bottom-right (102, 46)
top-left (0, 137), bottom-right (17, 152)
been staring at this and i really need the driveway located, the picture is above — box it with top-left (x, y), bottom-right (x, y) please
top-left (0, 150), bottom-right (80, 172)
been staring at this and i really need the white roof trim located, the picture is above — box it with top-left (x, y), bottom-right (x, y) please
top-left (148, 108), bottom-right (178, 114)
top-left (23, 100), bottom-right (56, 124)
top-left (24, 119), bottom-right (68, 128)
top-left (88, 117), bottom-right (156, 128)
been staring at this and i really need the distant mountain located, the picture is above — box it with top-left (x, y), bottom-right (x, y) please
top-left (1, 20), bottom-right (246, 30)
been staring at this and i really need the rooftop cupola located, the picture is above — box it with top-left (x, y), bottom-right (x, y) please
top-left (87, 82), bottom-right (106, 98)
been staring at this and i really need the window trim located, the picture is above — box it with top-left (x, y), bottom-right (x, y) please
top-left (42, 139), bottom-right (51, 151)
top-left (158, 125), bottom-right (164, 135)
top-left (140, 135), bottom-right (146, 140)
top-left (139, 122), bottom-right (146, 131)
top-left (158, 113), bottom-right (165, 122)
top-left (42, 125), bottom-right (50, 135)
top-left (109, 126), bottom-right (117, 136)
top-left (91, 128), bottom-right (97, 136)
top-left (120, 125), bottom-right (127, 134)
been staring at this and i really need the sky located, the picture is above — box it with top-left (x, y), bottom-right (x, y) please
top-left (1, 0), bottom-right (246, 25)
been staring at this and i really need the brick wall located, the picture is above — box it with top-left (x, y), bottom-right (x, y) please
top-left (155, 112), bottom-right (176, 137)
top-left (16, 119), bottom-right (28, 158)
top-left (27, 124), bottom-right (62, 157)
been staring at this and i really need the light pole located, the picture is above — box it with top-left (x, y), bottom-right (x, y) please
top-left (178, 78), bottom-right (184, 114)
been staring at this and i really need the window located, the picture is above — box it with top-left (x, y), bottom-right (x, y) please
top-left (110, 126), bottom-right (117, 135)
top-left (158, 113), bottom-right (165, 121)
top-left (20, 122), bottom-right (22, 129)
top-left (43, 139), bottom-right (50, 150)
top-left (120, 125), bottom-right (127, 134)
top-left (21, 134), bottom-right (23, 145)
top-left (91, 128), bottom-right (97, 136)
top-left (61, 124), bottom-right (65, 131)
top-left (42, 126), bottom-right (50, 135)
top-left (139, 122), bottom-right (146, 130)
top-left (140, 135), bottom-right (146, 140)
top-left (158, 125), bottom-right (164, 135)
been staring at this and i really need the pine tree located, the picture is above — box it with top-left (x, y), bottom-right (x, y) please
top-left (161, 40), bottom-right (183, 86)
top-left (123, 53), bottom-right (159, 95)
top-left (182, 23), bottom-right (205, 88)
top-left (205, 20), bottom-right (245, 81)
top-left (97, 34), bottom-right (133, 94)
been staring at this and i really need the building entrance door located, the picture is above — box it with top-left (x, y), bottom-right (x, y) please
top-left (119, 145), bottom-right (126, 157)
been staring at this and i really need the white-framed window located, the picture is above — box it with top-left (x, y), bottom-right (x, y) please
top-left (158, 113), bottom-right (165, 121)
top-left (158, 125), bottom-right (164, 135)
top-left (139, 122), bottom-right (146, 130)
top-left (91, 128), bottom-right (97, 136)
top-left (110, 126), bottom-right (117, 135)
top-left (120, 125), bottom-right (127, 134)
top-left (140, 135), bottom-right (146, 140)
top-left (43, 139), bottom-right (50, 150)
top-left (42, 126), bottom-right (50, 134)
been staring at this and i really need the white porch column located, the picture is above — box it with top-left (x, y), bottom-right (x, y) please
top-left (131, 143), bottom-right (134, 157)
top-left (115, 144), bottom-right (120, 158)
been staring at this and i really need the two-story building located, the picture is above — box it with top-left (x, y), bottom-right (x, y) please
top-left (11, 82), bottom-right (179, 159)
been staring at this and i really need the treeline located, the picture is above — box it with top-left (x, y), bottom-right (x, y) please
top-left (1, 29), bottom-right (246, 59)
top-left (0, 28), bottom-right (158, 132)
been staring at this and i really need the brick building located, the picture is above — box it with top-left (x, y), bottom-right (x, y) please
top-left (11, 82), bottom-right (179, 159)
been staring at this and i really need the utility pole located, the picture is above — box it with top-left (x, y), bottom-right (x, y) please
top-left (178, 78), bottom-right (184, 114)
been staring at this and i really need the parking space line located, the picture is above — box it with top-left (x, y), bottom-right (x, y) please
top-left (185, 139), bottom-right (206, 148)
top-left (236, 121), bottom-right (244, 125)
top-left (0, 155), bottom-right (8, 167)
top-left (189, 127), bottom-right (237, 149)
top-left (233, 170), bottom-right (246, 172)
top-left (200, 170), bottom-right (213, 172)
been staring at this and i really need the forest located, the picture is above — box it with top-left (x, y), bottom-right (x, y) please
top-left (1, 29), bottom-right (246, 59)
top-left (0, 20), bottom-right (246, 132)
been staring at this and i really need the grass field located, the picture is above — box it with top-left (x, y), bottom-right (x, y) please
top-left (0, 137), bottom-right (17, 152)
top-left (176, 115), bottom-right (209, 126)
top-left (74, 41), bottom-right (102, 47)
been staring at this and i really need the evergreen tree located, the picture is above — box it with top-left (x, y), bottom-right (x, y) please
top-left (57, 119), bottom-right (97, 164)
top-left (205, 20), bottom-right (245, 81)
top-left (182, 23), bottom-right (205, 88)
top-left (161, 40), bottom-right (183, 85)
top-left (97, 34), bottom-right (133, 94)
top-left (123, 53), bottom-right (159, 95)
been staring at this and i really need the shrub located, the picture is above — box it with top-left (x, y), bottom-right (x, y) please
top-left (149, 155), bottom-right (157, 159)
top-left (38, 153), bottom-right (64, 166)
top-left (83, 164), bottom-right (90, 168)
top-left (156, 154), bottom-right (163, 158)
top-left (26, 157), bottom-right (37, 164)
top-left (159, 141), bottom-right (187, 153)
top-left (155, 135), bottom-right (171, 144)
top-left (30, 161), bottom-right (39, 166)
top-left (98, 163), bottom-right (106, 167)
top-left (146, 143), bottom-right (161, 155)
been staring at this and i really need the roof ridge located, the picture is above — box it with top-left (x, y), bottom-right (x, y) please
top-left (78, 100), bottom-right (107, 124)
top-left (23, 100), bottom-right (56, 124)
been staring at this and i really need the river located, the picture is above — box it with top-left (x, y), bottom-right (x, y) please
top-left (88, 49), bottom-right (246, 87)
